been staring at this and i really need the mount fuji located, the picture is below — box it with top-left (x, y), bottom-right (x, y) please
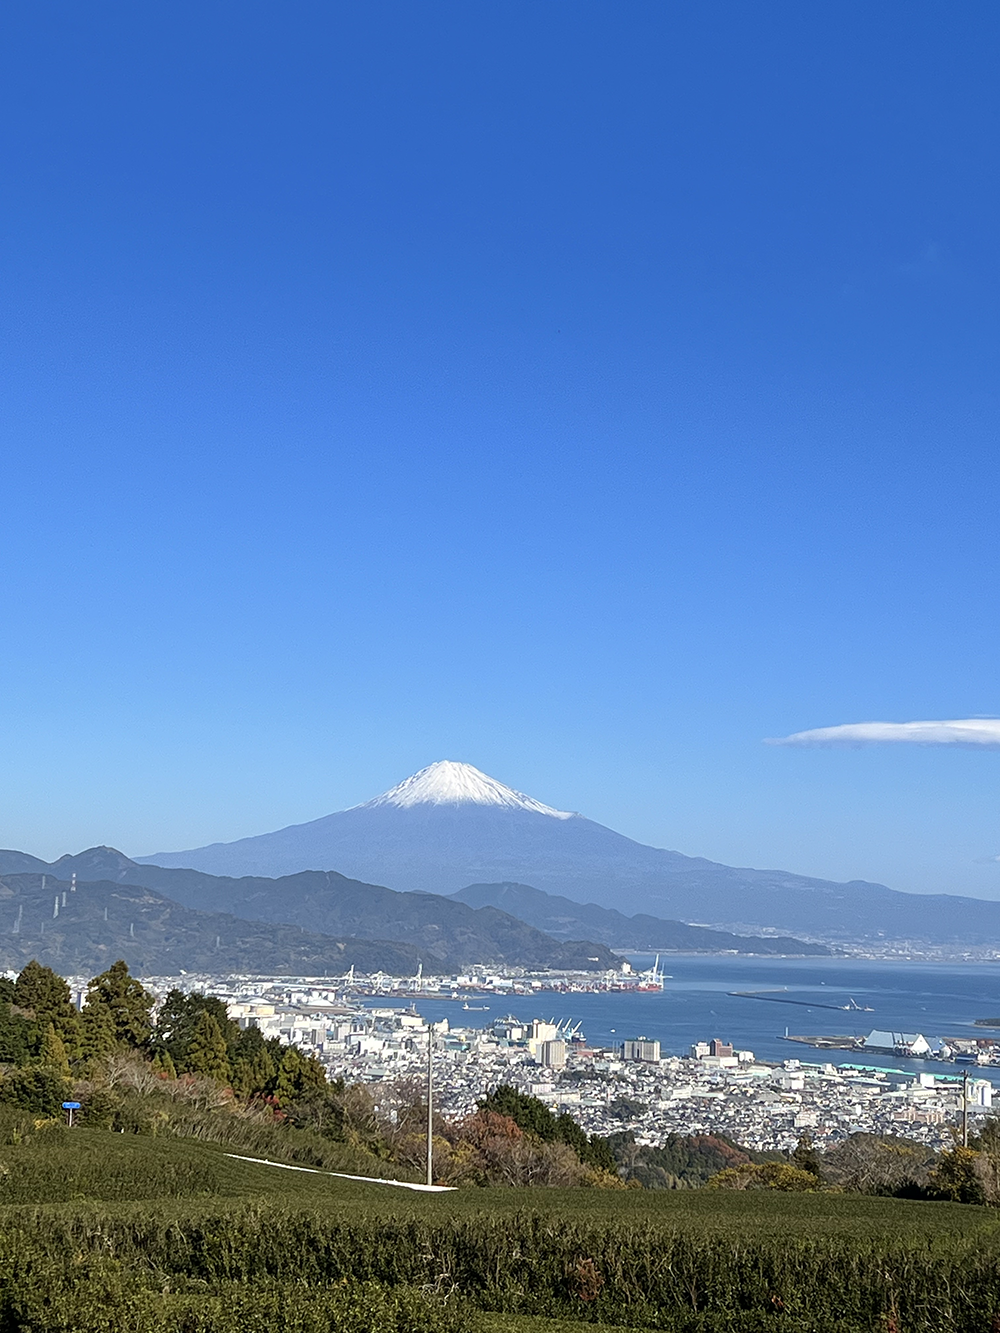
top-left (139, 761), bottom-right (1000, 943)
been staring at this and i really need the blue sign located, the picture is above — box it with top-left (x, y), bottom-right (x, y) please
top-left (62, 1101), bottom-right (81, 1110)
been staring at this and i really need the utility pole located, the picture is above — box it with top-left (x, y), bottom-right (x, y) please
top-left (963, 1069), bottom-right (969, 1148)
top-left (426, 1022), bottom-right (434, 1187)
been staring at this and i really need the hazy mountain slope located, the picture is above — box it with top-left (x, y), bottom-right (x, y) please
top-left (0, 873), bottom-right (426, 976)
top-left (0, 848), bottom-right (620, 972)
top-left (452, 882), bottom-right (831, 955)
top-left (0, 850), bottom-right (51, 874)
top-left (136, 761), bottom-right (1000, 943)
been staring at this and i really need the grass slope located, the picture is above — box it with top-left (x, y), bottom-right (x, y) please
top-left (2, 1125), bottom-right (993, 1238)
top-left (0, 1127), bottom-right (386, 1205)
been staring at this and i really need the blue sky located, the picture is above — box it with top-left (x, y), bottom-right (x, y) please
top-left (1, 3), bottom-right (999, 897)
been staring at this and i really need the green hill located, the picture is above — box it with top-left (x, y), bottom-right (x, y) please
top-left (0, 873), bottom-right (427, 975)
top-left (1, 1123), bottom-right (999, 1331)
top-left (0, 853), bottom-right (622, 972)
top-left (0, 953), bottom-right (997, 1332)
top-left (0, 1121), bottom-right (990, 1236)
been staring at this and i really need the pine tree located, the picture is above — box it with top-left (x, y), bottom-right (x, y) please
top-left (80, 1001), bottom-right (118, 1064)
top-left (154, 990), bottom-right (238, 1069)
top-left (0, 1001), bottom-right (31, 1066)
top-left (38, 1022), bottom-right (71, 1079)
top-left (230, 1047), bottom-right (276, 1098)
top-left (15, 961), bottom-right (69, 1019)
top-left (153, 988), bottom-right (190, 1056)
top-left (267, 1046), bottom-right (329, 1109)
top-left (15, 961), bottom-right (82, 1058)
top-left (151, 1050), bottom-right (177, 1078)
top-left (185, 1010), bottom-right (230, 1082)
top-left (299, 1050), bottom-right (328, 1095)
top-left (84, 960), bottom-right (153, 1049)
top-left (270, 1047), bottom-right (306, 1108)
top-left (228, 1023), bottom-right (280, 1098)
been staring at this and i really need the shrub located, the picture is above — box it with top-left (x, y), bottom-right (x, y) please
top-left (0, 1065), bottom-right (68, 1116)
top-left (708, 1162), bottom-right (820, 1191)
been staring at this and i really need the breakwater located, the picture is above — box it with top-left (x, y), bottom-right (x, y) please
top-left (728, 990), bottom-right (866, 1013)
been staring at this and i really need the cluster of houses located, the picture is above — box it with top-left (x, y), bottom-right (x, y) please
top-left (111, 972), bottom-right (999, 1153)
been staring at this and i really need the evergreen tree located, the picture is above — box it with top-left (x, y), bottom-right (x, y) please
top-left (15, 960), bottom-right (69, 1020)
top-left (0, 1065), bottom-right (67, 1116)
top-left (269, 1046), bottom-right (326, 1108)
top-left (14, 961), bottom-right (82, 1057)
top-left (299, 1049), bottom-right (327, 1094)
top-left (0, 1001), bottom-right (31, 1065)
top-left (152, 988), bottom-right (190, 1063)
top-left (230, 1025), bottom-right (277, 1098)
top-left (80, 1001), bottom-right (118, 1063)
top-left (38, 1022), bottom-right (71, 1078)
top-left (83, 960), bottom-right (153, 1049)
top-left (478, 1084), bottom-right (612, 1173)
top-left (792, 1132), bottom-right (822, 1179)
top-left (229, 1051), bottom-right (270, 1099)
top-left (232, 1022), bottom-right (269, 1061)
top-left (184, 1010), bottom-right (230, 1082)
top-left (150, 1050), bottom-right (177, 1078)
top-left (155, 990), bottom-right (239, 1068)
top-left (479, 1085), bottom-right (559, 1138)
top-left (196, 994), bottom-right (239, 1051)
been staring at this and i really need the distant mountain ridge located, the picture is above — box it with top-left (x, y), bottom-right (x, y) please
top-left (451, 883), bottom-right (830, 955)
top-left (0, 871), bottom-right (428, 977)
top-left (0, 847), bottom-right (621, 972)
top-left (138, 760), bottom-right (1000, 944)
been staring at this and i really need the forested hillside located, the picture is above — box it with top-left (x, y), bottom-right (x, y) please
top-left (0, 854), bottom-right (621, 973)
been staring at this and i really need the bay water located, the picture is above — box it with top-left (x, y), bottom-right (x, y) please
top-left (383, 955), bottom-right (1000, 1084)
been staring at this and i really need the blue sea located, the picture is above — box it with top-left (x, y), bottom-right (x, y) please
top-left (372, 955), bottom-right (1000, 1084)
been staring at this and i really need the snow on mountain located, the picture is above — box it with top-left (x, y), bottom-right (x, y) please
top-left (138, 760), bottom-right (998, 943)
top-left (355, 760), bottom-right (575, 818)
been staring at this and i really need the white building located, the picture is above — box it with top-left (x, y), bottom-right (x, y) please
top-left (623, 1038), bottom-right (661, 1063)
top-left (862, 1030), bottom-right (931, 1057)
top-left (540, 1040), bottom-right (567, 1069)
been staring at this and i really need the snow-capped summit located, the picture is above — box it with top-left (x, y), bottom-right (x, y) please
top-left (139, 759), bottom-right (920, 942)
top-left (356, 760), bottom-right (574, 819)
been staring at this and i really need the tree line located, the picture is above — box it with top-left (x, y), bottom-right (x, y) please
top-left (0, 959), bottom-right (328, 1118)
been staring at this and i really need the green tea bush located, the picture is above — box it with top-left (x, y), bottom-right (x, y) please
top-left (1, 1202), bottom-right (998, 1331)
top-left (0, 1126), bottom-right (999, 1332)
top-left (0, 1202), bottom-right (469, 1331)
top-left (0, 1257), bottom-right (465, 1333)
top-left (157, 1282), bottom-right (467, 1333)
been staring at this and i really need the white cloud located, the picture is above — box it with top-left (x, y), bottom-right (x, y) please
top-left (767, 718), bottom-right (1000, 748)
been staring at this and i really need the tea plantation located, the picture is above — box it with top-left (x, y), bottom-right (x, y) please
top-left (0, 1123), bottom-right (999, 1332)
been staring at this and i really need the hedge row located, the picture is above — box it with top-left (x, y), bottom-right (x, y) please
top-left (1, 1203), bottom-right (999, 1331)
